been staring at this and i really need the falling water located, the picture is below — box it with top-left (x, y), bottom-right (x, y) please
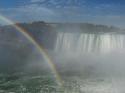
top-left (52, 32), bottom-right (125, 93)
top-left (55, 32), bottom-right (125, 53)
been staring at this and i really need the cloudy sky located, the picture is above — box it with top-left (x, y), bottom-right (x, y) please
top-left (0, 0), bottom-right (125, 28)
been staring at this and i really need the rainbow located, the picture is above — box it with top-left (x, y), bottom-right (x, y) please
top-left (0, 15), bottom-right (63, 86)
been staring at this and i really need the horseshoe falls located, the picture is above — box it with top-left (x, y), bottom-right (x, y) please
top-left (51, 32), bottom-right (125, 93)
top-left (55, 32), bottom-right (125, 53)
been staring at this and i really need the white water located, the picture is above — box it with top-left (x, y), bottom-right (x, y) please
top-left (55, 32), bottom-right (125, 53)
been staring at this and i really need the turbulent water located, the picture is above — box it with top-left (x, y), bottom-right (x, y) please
top-left (0, 74), bottom-right (125, 93)
top-left (1, 32), bottom-right (125, 93)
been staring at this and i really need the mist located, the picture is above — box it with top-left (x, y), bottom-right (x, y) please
top-left (48, 25), bottom-right (125, 79)
top-left (1, 23), bottom-right (125, 92)
top-left (47, 25), bottom-right (125, 92)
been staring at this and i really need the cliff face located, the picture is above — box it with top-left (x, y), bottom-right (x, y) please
top-left (17, 22), bottom-right (58, 49)
top-left (0, 21), bottom-right (58, 50)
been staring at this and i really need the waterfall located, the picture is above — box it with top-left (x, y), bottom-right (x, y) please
top-left (55, 32), bottom-right (125, 53)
